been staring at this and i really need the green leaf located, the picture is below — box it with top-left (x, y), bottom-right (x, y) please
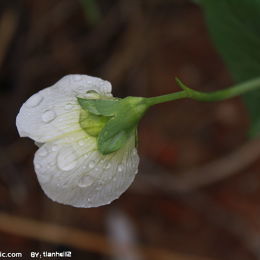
top-left (197, 0), bottom-right (260, 136)
top-left (77, 98), bottom-right (120, 116)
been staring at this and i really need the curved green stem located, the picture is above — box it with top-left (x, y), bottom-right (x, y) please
top-left (145, 77), bottom-right (260, 107)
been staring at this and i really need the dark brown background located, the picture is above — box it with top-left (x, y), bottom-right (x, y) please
top-left (0, 0), bottom-right (260, 259)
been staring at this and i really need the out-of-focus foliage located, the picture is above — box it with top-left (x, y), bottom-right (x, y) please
top-left (80, 0), bottom-right (101, 26)
top-left (197, 0), bottom-right (260, 136)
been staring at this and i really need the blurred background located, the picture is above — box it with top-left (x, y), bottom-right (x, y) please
top-left (1, 0), bottom-right (260, 259)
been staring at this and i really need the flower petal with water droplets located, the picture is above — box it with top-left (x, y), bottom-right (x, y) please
top-left (33, 130), bottom-right (139, 208)
top-left (16, 75), bottom-right (112, 143)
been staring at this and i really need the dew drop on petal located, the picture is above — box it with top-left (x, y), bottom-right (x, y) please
top-left (42, 110), bottom-right (56, 123)
top-left (25, 94), bottom-right (43, 107)
top-left (50, 161), bottom-right (55, 166)
top-left (126, 161), bottom-right (131, 168)
top-left (57, 149), bottom-right (77, 171)
top-left (89, 161), bottom-right (95, 169)
top-left (69, 136), bottom-right (76, 142)
top-left (104, 162), bottom-right (111, 169)
top-left (78, 140), bottom-right (84, 146)
top-left (117, 164), bottom-right (123, 172)
top-left (78, 175), bottom-right (93, 188)
top-left (102, 85), bottom-right (109, 93)
top-left (65, 104), bottom-right (73, 110)
top-left (51, 144), bottom-right (58, 151)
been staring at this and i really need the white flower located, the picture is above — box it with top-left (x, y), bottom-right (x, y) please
top-left (16, 75), bottom-right (139, 208)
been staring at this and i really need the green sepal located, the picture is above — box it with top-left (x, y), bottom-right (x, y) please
top-left (78, 95), bottom-right (148, 154)
top-left (98, 127), bottom-right (134, 155)
top-left (77, 97), bottom-right (120, 116)
top-left (97, 97), bottom-right (148, 154)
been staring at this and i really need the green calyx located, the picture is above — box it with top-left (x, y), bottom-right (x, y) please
top-left (78, 76), bottom-right (260, 155)
top-left (78, 96), bottom-right (148, 155)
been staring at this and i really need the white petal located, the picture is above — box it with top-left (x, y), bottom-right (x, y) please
top-left (16, 75), bottom-right (112, 143)
top-left (33, 131), bottom-right (139, 208)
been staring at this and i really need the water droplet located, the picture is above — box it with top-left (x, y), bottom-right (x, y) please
top-left (57, 149), bottom-right (77, 171)
top-left (25, 94), bottom-right (43, 107)
top-left (135, 169), bottom-right (138, 174)
top-left (87, 198), bottom-right (91, 202)
top-left (50, 161), bottom-right (55, 166)
top-left (65, 104), bottom-right (73, 110)
top-left (38, 148), bottom-right (48, 157)
top-left (42, 110), bottom-right (56, 123)
top-left (69, 136), bottom-right (76, 142)
top-left (102, 85), bottom-right (108, 92)
top-left (78, 140), bottom-right (84, 146)
top-left (118, 164), bottom-right (123, 172)
top-left (51, 145), bottom-right (58, 151)
top-left (126, 161), bottom-right (131, 168)
top-left (100, 179), bottom-right (105, 184)
top-left (74, 75), bottom-right (82, 81)
top-left (104, 163), bottom-right (111, 169)
top-left (78, 175), bottom-right (93, 188)
top-left (89, 161), bottom-right (95, 169)
top-left (132, 149), bottom-right (137, 156)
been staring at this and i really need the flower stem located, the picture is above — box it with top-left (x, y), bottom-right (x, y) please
top-left (145, 77), bottom-right (260, 107)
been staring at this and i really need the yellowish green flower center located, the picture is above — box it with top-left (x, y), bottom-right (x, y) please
top-left (79, 109), bottom-right (109, 137)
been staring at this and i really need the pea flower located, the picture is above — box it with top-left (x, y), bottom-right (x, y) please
top-left (16, 75), bottom-right (140, 208)
top-left (17, 71), bottom-right (254, 208)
